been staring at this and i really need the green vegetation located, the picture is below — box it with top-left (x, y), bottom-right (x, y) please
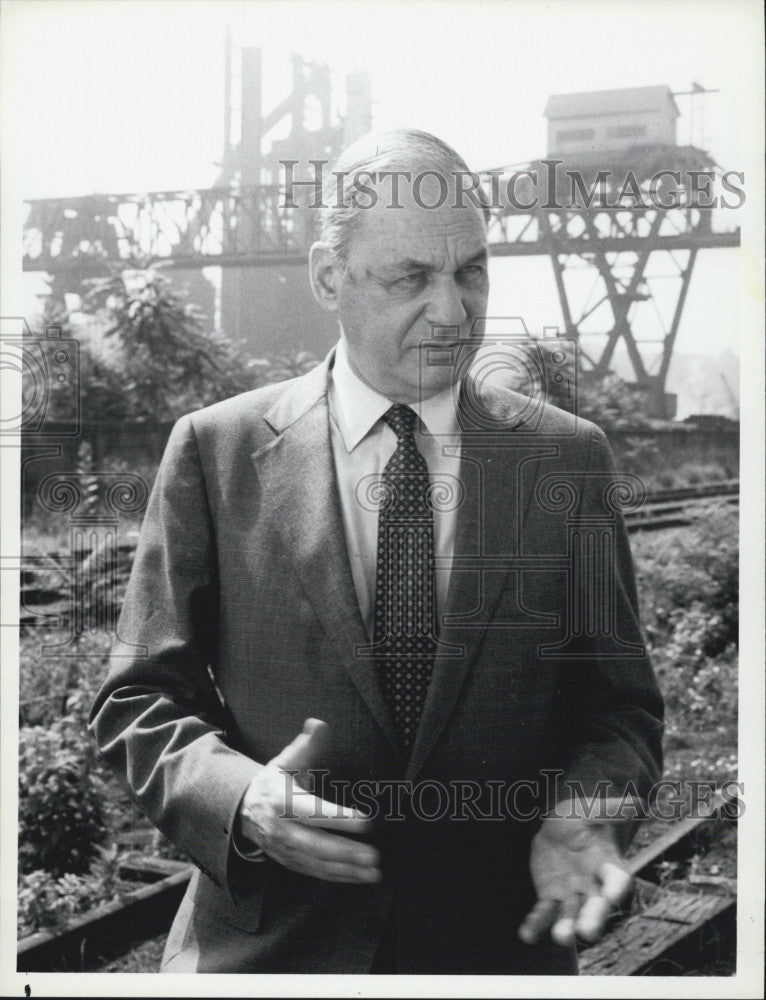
top-left (40, 266), bottom-right (320, 427)
top-left (16, 501), bottom-right (738, 944)
top-left (19, 707), bottom-right (108, 877)
top-left (16, 276), bottom-right (737, 962)
top-left (17, 846), bottom-right (135, 939)
top-left (631, 503), bottom-right (738, 781)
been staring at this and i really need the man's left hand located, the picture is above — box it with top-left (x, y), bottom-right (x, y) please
top-left (518, 807), bottom-right (633, 947)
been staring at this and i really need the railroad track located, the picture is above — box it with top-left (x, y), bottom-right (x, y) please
top-left (580, 789), bottom-right (738, 975)
top-left (17, 788), bottom-right (738, 974)
top-left (16, 480), bottom-right (739, 970)
top-left (625, 480), bottom-right (738, 533)
top-left (18, 482), bottom-right (740, 628)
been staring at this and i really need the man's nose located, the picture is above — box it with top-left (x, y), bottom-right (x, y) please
top-left (424, 276), bottom-right (468, 331)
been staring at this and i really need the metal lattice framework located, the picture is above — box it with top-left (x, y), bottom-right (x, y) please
top-left (488, 202), bottom-right (737, 399)
top-left (23, 186), bottom-right (306, 274)
top-left (22, 182), bottom-right (739, 269)
top-left (22, 146), bottom-right (740, 417)
top-left (485, 149), bottom-right (740, 414)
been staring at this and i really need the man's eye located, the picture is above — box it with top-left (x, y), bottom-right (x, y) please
top-left (458, 264), bottom-right (487, 282)
top-left (391, 273), bottom-right (426, 291)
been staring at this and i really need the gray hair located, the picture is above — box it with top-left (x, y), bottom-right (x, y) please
top-left (319, 127), bottom-right (488, 268)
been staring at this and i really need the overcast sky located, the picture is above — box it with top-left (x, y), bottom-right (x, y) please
top-left (2, 0), bottom-right (757, 195)
top-left (1, 0), bottom-right (763, 373)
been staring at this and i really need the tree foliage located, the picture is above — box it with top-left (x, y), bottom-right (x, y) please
top-left (75, 268), bottom-right (257, 422)
top-left (574, 372), bottom-right (659, 431)
top-left (36, 267), bottom-right (322, 425)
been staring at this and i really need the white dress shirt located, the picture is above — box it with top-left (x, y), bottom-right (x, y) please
top-left (328, 339), bottom-right (463, 639)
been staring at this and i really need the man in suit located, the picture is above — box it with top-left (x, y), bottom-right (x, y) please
top-left (90, 128), bottom-right (663, 975)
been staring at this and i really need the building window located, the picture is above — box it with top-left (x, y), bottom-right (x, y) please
top-left (606, 125), bottom-right (648, 139)
top-left (556, 128), bottom-right (596, 143)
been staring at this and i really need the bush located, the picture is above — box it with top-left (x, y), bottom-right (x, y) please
top-left (18, 633), bottom-right (72, 727)
top-left (18, 869), bottom-right (99, 937)
top-left (42, 267), bottom-right (260, 425)
top-left (17, 845), bottom-right (132, 937)
top-left (575, 373), bottom-right (659, 431)
top-left (19, 632), bottom-right (114, 728)
top-left (632, 502), bottom-right (738, 741)
top-left (19, 712), bottom-right (108, 876)
top-left (37, 268), bottom-right (322, 428)
top-left (635, 503), bottom-right (738, 649)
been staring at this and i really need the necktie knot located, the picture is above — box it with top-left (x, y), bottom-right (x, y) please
top-left (383, 404), bottom-right (418, 443)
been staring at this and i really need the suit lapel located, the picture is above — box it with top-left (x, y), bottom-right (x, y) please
top-left (251, 363), bottom-right (553, 774)
top-left (406, 383), bottom-right (545, 779)
top-left (250, 362), bottom-right (403, 760)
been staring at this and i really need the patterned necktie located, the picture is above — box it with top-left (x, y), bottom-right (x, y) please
top-left (372, 404), bottom-right (438, 752)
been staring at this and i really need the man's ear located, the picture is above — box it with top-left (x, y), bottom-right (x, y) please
top-left (309, 243), bottom-right (341, 311)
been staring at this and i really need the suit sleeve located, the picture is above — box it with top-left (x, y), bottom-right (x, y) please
top-left (88, 414), bottom-right (262, 890)
top-left (554, 425), bottom-right (664, 834)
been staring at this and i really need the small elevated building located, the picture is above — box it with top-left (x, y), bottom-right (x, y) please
top-left (544, 85), bottom-right (680, 159)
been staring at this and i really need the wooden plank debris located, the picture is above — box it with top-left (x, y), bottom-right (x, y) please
top-left (580, 887), bottom-right (735, 976)
top-left (578, 787), bottom-right (738, 975)
top-left (626, 789), bottom-right (737, 881)
top-left (118, 853), bottom-right (191, 883)
top-left (16, 787), bottom-right (738, 973)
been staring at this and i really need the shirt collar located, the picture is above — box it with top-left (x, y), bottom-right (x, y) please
top-left (329, 338), bottom-right (461, 453)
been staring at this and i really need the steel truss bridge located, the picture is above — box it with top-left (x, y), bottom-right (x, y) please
top-left (23, 147), bottom-right (740, 417)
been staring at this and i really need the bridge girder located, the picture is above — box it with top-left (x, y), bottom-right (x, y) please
top-left (22, 162), bottom-right (740, 419)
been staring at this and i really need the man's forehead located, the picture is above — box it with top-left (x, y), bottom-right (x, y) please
top-left (351, 192), bottom-right (487, 265)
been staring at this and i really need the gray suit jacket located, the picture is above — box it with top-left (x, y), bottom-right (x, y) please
top-left (90, 352), bottom-right (663, 973)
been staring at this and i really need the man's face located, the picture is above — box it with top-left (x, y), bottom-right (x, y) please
top-left (318, 177), bottom-right (489, 403)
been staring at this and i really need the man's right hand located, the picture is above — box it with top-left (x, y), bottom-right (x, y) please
top-left (237, 718), bottom-right (382, 884)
